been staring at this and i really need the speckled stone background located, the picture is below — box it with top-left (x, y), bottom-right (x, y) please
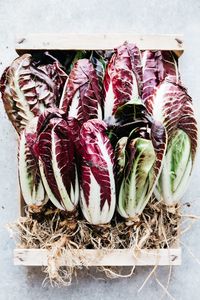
top-left (0, 1), bottom-right (200, 299)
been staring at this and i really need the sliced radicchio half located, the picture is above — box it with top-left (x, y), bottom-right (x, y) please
top-left (34, 110), bottom-right (79, 212)
top-left (0, 53), bottom-right (67, 133)
top-left (60, 58), bottom-right (103, 124)
top-left (79, 119), bottom-right (116, 225)
top-left (103, 42), bottom-right (143, 120)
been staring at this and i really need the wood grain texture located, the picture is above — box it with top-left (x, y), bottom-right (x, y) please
top-left (14, 248), bottom-right (181, 266)
top-left (15, 34), bottom-right (184, 56)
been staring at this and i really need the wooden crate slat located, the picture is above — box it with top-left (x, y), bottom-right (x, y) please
top-left (15, 34), bottom-right (184, 56)
top-left (14, 248), bottom-right (181, 266)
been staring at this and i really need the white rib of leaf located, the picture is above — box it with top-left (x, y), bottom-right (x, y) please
top-left (70, 166), bottom-right (79, 205)
top-left (104, 82), bottom-right (115, 119)
top-left (59, 77), bottom-right (68, 109)
top-left (68, 90), bottom-right (80, 118)
top-left (82, 133), bottom-right (115, 224)
top-left (39, 159), bottom-right (64, 210)
top-left (13, 60), bottom-right (34, 122)
top-left (19, 131), bottom-right (45, 206)
top-left (51, 126), bottom-right (75, 211)
top-left (81, 169), bottom-right (113, 225)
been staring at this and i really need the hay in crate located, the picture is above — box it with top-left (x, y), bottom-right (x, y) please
top-left (11, 197), bottom-right (180, 286)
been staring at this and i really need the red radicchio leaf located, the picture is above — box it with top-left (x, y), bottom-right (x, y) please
top-left (36, 111), bottom-right (79, 211)
top-left (146, 75), bottom-right (197, 173)
top-left (103, 42), bottom-right (143, 119)
top-left (129, 51), bottom-right (176, 178)
top-left (178, 103), bottom-right (198, 161)
top-left (18, 117), bottom-right (47, 207)
top-left (165, 77), bottom-right (198, 160)
top-left (154, 76), bottom-right (196, 138)
top-left (150, 120), bottom-right (168, 177)
top-left (142, 50), bottom-right (179, 114)
top-left (79, 119), bottom-right (116, 224)
top-left (36, 108), bottom-right (65, 135)
top-left (60, 59), bottom-right (102, 124)
top-left (0, 53), bottom-right (67, 133)
top-left (141, 51), bottom-right (197, 175)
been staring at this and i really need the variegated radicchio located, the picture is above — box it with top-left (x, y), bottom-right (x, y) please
top-left (141, 51), bottom-right (198, 205)
top-left (0, 53), bottom-right (67, 133)
top-left (34, 110), bottom-right (79, 212)
top-left (0, 42), bottom-right (198, 223)
top-left (103, 42), bottom-right (143, 119)
top-left (79, 119), bottom-right (116, 224)
top-left (18, 117), bottom-right (48, 210)
top-left (60, 59), bottom-right (103, 124)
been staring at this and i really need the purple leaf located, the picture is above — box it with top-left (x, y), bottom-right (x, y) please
top-left (60, 59), bottom-right (102, 124)
top-left (103, 42), bottom-right (143, 119)
top-left (142, 50), bottom-right (179, 113)
top-left (0, 53), bottom-right (67, 133)
top-left (79, 119), bottom-right (116, 224)
top-left (18, 117), bottom-right (48, 208)
top-left (36, 110), bottom-right (79, 212)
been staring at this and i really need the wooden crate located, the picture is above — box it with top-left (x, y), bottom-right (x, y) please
top-left (14, 34), bottom-right (183, 267)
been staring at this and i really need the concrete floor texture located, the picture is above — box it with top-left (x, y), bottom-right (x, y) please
top-left (0, 0), bottom-right (200, 299)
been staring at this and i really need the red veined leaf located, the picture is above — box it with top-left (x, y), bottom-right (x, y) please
top-left (79, 119), bottom-right (116, 224)
top-left (60, 59), bottom-right (102, 124)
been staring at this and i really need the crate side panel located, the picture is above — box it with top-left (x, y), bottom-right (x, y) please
top-left (14, 248), bottom-right (181, 266)
top-left (15, 34), bottom-right (184, 56)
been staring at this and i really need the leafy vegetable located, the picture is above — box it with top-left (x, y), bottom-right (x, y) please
top-left (142, 49), bottom-right (198, 205)
top-left (142, 50), bottom-right (179, 112)
top-left (118, 137), bottom-right (155, 218)
top-left (79, 119), bottom-right (116, 224)
top-left (60, 59), bottom-right (103, 124)
top-left (18, 117), bottom-right (48, 209)
top-left (105, 46), bottom-right (169, 218)
top-left (154, 129), bottom-right (193, 205)
top-left (0, 53), bottom-right (67, 133)
top-left (114, 136), bottom-right (128, 187)
top-left (1, 44), bottom-right (198, 223)
top-left (68, 50), bottom-right (89, 72)
top-left (152, 77), bottom-right (198, 204)
top-left (103, 42), bottom-right (143, 119)
top-left (34, 110), bottom-right (79, 212)
top-left (114, 115), bottom-right (167, 219)
top-left (90, 56), bottom-right (105, 100)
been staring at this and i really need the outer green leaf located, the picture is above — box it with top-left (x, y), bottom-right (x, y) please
top-left (118, 137), bottom-right (156, 219)
top-left (154, 129), bottom-right (192, 205)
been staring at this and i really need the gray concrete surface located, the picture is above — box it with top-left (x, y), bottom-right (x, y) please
top-left (0, 0), bottom-right (200, 299)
